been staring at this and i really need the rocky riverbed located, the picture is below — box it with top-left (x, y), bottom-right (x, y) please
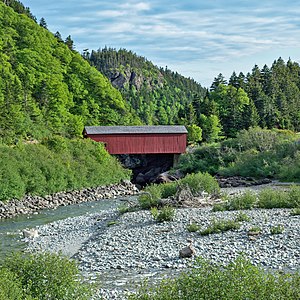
top-left (26, 189), bottom-right (300, 300)
top-left (0, 180), bottom-right (138, 219)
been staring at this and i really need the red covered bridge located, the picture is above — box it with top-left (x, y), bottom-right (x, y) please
top-left (83, 125), bottom-right (187, 155)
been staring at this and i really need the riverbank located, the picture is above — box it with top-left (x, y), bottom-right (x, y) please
top-left (0, 180), bottom-right (138, 219)
top-left (26, 198), bottom-right (300, 299)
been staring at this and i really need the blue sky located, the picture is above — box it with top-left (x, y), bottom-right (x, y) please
top-left (22, 0), bottom-right (300, 87)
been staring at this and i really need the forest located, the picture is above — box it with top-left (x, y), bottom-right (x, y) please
top-left (89, 48), bottom-right (300, 143)
top-left (0, 0), bottom-right (300, 197)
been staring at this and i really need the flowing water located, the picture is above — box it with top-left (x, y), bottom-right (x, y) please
top-left (0, 198), bottom-right (122, 259)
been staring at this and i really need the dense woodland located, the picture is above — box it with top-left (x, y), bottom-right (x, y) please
top-left (0, 0), bottom-right (300, 198)
top-left (89, 48), bottom-right (300, 142)
top-left (0, 1), bottom-right (139, 144)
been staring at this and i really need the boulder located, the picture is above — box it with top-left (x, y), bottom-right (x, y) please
top-left (23, 229), bottom-right (39, 239)
top-left (179, 240), bottom-right (196, 258)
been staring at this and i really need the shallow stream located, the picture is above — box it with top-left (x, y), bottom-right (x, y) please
top-left (0, 198), bottom-right (121, 259)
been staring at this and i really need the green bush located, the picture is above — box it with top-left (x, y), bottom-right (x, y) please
top-left (258, 189), bottom-right (294, 209)
top-left (234, 212), bottom-right (251, 222)
top-left (291, 208), bottom-right (300, 216)
top-left (160, 182), bottom-right (178, 198)
top-left (138, 184), bottom-right (162, 209)
top-left (0, 268), bottom-right (29, 300)
top-left (180, 172), bottom-right (220, 195)
top-left (2, 252), bottom-right (92, 300)
top-left (213, 191), bottom-right (257, 211)
top-left (151, 206), bottom-right (175, 222)
top-left (199, 218), bottom-right (241, 235)
top-left (270, 225), bottom-right (284, 234)
top-left (129, 256), bottom-right (300, 300)
top-left (0, 138), bottom-right (130, 201)
top-left (176, 128), bottom-right (300, 181)
top-left (186, 222), bottom-right (200, 232)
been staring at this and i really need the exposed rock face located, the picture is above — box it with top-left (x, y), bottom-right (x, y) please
top-left (107, 68), bottom-right (164, 91)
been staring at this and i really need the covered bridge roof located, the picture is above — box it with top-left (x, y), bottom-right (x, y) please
top-left (84, 125), bottom-right (188, 135)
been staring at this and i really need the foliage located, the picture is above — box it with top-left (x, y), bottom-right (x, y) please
top-left (186, 222), bottom-right (200, 232)
top-left (234, 212), bottom-right (251, 222)
top-left (0, 268), bottom-right (29, 300)
top-left (129, 256), bottom-right (300, 300)
top-left (199, 218), bottom-right (241, 235)
top-left (213, 191), bottom-right (257, 211)
top-left (257, 187), bottom-right (300, 209)
top-left (180, 172), bottom-right (220, 195)
top-left (270, 225), bottom-right (284, 235)
top-left (139, 172), bottom-right (219, 210)
top-left (88, 47), bottom-right (206, 126)
top-left (160, 182), bottom-right (178, 199)
top-left (0, 137), bottom-right (130, 201)
top-left (176, 127), bottom-right (300, 181)
top-left (0, 3), bottom-right (138, 144)
top-left (186, 124), bottom-right (202, 144)
top-left (1, 252), bottom-right (92, 300)
top-left (290, 208), bottom-right (300, 216)
top-left (248, 226), bottom-right (262, 234)
top-left (138, 184), bottom-right (162, 209)
top-left (150, 206), bottom-right (175, 222)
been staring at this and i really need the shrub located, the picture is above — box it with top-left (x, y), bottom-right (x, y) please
top-left (199, 218), bottom-right (241, 235)
top-left (213, 191), bottom-right (257, 211)
top-left (270, 225), bottom-right (284, 234)
top-left (151, 206), bottom-right (175, 222)
top-left (129, 256), bottom-right (300, 300)
top-left (2, 252), bottom-right (92, 300)
top-left (291, 208), bottom-right (300, 216)
top-left (0, 138), bottom-right (130, 201)
top-left (180, 172), bottom-right (220, 195)
top-left (186, 222), bottom-right (200, 232)
top-left (0, 268), bottom-right (27, 300)
top-left (138, 184), bottom-right (162, 209)
top-left (258, 189), bottom-right (292, 209)
top-left (160, 182), bottom-right (178, 198)
top-left (248, 226), bottom-right (262, 234)
top-left (234, 212), bottom-right (251, 222)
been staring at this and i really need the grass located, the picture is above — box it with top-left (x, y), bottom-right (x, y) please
top-left (234, 212), bottom-right (251, 222)
top-left (128, 256), bottom-right (300, 300)
top-left (138, 172), bottom-right (220, 210)
top-left (186, 222), bottom-right (200, 232)
top-left (257, 187), bottom-right (300, 209)
top-left (150, 206), bottom-right (175, 222)
top-left (199, 218), bottom-right (241, 236)
top-left (270, 225), bottom-right (284, 234)
top-left (291, 207), bottom-right (300, 216)
top-left (213, 186), bottom-right (300, 212)
top-left (248, 226), bottom-right (262, 234)
top-left (107, 220), bottom-right (119, 227)
top-left (213, 191), bottom-right (257, 211)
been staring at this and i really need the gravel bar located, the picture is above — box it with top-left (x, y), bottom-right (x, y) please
top-left (26, 203), bottom-right (300, 300)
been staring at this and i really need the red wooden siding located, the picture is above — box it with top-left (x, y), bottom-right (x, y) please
top-left (87, 133), bottom-right (187, 154)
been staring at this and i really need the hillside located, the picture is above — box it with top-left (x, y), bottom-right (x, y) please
top-left (0, 2), bottom-right (139, 144)
top-left (88, 47), bottom-right (206, 125)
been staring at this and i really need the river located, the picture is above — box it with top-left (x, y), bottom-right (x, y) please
top-left (0, 197), bottom-right (122, 259)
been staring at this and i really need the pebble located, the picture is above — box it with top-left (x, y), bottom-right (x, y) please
top-left (26, 205), bottom-right (300, 299)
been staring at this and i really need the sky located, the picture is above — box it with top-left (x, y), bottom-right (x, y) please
top-left (22, 0), bottom-right (300, 88)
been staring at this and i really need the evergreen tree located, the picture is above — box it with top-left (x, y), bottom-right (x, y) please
top-left (39, 17), bottom-right (47, 29)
